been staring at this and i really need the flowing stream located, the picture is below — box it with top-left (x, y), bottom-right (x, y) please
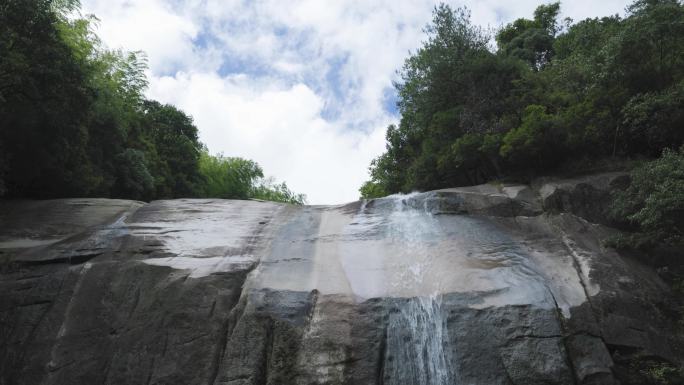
top-left (384, 195), bottom-right (453, 385)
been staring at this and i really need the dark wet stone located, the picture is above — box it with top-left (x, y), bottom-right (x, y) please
top-left (0, 180), bottom-right (681, 385)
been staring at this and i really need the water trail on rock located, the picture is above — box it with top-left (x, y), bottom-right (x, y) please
top-left (385, 194), bottom-right (453, 385)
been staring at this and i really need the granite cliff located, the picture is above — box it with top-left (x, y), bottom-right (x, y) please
top-left (0, 173), bottom-right (681, 385)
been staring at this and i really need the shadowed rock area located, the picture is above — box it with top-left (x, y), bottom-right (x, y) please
top-left (0, 173), bottom-right (681, 385)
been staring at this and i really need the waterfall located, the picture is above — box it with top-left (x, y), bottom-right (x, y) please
top-left (384, 194), bottom-right (453, 385)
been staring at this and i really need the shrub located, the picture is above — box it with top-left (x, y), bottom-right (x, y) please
top-left (610, 146), bottom-right (684, 249)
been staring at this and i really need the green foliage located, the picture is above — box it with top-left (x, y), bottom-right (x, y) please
top-left (113, 149), bottom-right (154, 200)
top-left (364, 4), bottom-right (523, 194)
top-left (140, 101), bottom-right (202, 198)
top-left (364, 0), bottom-right (684, 204)
top-left (197, 151), bottom-right (264, 200)
top-left (197, 150), bottom-right (306, 204)
top-left (627, 358), bottom-right (684, 385)
top-left (500, 104), bottom-right (559, 167)
top-left (615, 0), bottom-right (684, 93)
top-left (251, 180), bottom-right (306, 205)
top-left (0, 0), bottom-right (96, 197)
top-left (610, 147), bottom-right (684, 248)
top-left (0, 0), bottom-right (304, 205)
top-left (366, 124), bottom-right (412, 194)
top-left (641, 362), bottom-right (683, 385)
top-left (621, 81), bottom-right (684, 156)
top-left (496, 2), bottom-right (560, 68)
top-left (359, 181), bottom-right (387, 199)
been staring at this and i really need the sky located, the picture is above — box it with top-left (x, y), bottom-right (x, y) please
top-left (81, 0), bottom-right (632, 204)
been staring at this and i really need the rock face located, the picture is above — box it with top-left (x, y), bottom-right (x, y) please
top-left (0, 174), bottom-right (681, 385)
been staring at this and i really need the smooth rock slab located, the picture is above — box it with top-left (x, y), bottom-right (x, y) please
top-left (0, 185), bottom-right (681, 385)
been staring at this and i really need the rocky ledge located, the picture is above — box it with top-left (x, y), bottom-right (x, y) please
top-left (0, 173), bottom-right (681, 385)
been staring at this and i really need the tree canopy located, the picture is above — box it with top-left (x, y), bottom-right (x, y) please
top-left (361, 0), bottom-right (684, 199)
top-left (0, 0), bottom-right (304, 204)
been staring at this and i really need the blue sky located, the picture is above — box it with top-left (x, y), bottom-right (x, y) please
top-left (82, 0), bottom-right (631, 204)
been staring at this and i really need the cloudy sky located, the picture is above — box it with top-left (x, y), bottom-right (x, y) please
top-left (81, 0), bottom-right (631, 204)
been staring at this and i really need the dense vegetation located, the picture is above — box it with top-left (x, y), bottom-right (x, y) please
top-left (610, 146), bottom-right (684, 250)
top-left (0, 0), bottom-right (304, 204)
top-left (197, 149), bottom-right (305, 203)
top-left (361, 0), bottom-right (684, 198)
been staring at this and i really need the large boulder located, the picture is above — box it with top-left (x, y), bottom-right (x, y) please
top-left (537, 172), bottom-right (631, 225)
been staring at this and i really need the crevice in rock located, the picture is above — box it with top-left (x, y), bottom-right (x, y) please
top-left (208, 273), bottom-right (251, 385)
top-left (24, 271), bottom-right (67, 345)
top-left (161, 329), bottom-right (169, 357)
top-left (42, 263), bottom-right (95, 384)
top-left (208, 209), bottom-right (287, 385)
top-left (47, 358), bottom-right (76, 373)
top-left (507, 197), bottom-right (520, 218)
top-left (54, 262), bottom-right (93, 339)
top-left (556, 228), bottom-right (623, 381)
top-left (305, 289), bottom-right (319, 325)
top-left (546, 287), bottom-right (579, 385)
top-left (12, 285), bottom-right (35, 292)
top-left (145, 356), bottom-right (156, 385)
top-left (260, 316), bottom-right (275, 385)
top-left (2, 273), bottom-right (46, 282)
top-left (14, 299), bottom-right (52, 308)
top-left (512, 334), bottom-right (563, 340)
top-left (127, 287), bottom-right (141, 321)
top-left (376, 325), bottom-right (388, 385)
top-left (571, 331), bottom-right (607, 340)
top-left (605, 343), bottom-right (646, 356)
top-left (208, 310), bottom-right (236, 385)
top-left (177, 332), bottom-right (210, 347)
top-left (209, 299), bottom-right (217, 318)
top-left (555, 224), bottom-right (599, 318)
top-left (101, 355), bottom-right (113, 385)
top-left (18, 270), bottom-right (69, 385)
top-left (18, 252), bottom-right (103, 267)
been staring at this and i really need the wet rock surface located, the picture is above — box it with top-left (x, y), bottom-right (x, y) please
top-left (537, 172), bottom-right (630, 225)
top-left (0, 174), bottom-right (681, 385)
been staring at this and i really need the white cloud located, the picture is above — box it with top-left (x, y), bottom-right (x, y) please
top-left (147, 72), bottom-right (387, 204)
top-left (81, 0), bottom-right (632, 204)
top-left (83, 0), bottom-right (204, 74)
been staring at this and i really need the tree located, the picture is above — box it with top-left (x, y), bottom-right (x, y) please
top-left (197, 151), bottom-right (264, 200)
top-left (196, 150), bottom-right (306, 204)
top-left (251, 179), bottom-right (306, 205)
top-left (615, 0), bottom-right (684, 93)
top-left (365, 4), bottom-right (509, 194)
top-left (496, 2), bottom-right (560, 69)
top-left (359, 181), bottom-right (387, 199)
top-left (113, 149), bottom-right (154, 200)
top-left (0, 0), bottom-right (96, 197)
top-left (621, 81), bottom-right (684, 156)
top-left (141, 101), bottom-right (202, 198)
top-left (610, 147), bottom-right (684, 248)
top-left (500, 104), bottom-right (559, 169)
top-left (0, 0), bottom-right (305, 204)
top-left (363, 0), bottom-right (684, 197)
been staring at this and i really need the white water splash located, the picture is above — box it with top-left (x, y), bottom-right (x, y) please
top-left (384, 194), bottom-right (453, 385)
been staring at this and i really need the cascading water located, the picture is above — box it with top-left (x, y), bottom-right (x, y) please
top-left (386, 296), bottom-right (451, 385)
top-left (383, 194), bottom-right (453, 385)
